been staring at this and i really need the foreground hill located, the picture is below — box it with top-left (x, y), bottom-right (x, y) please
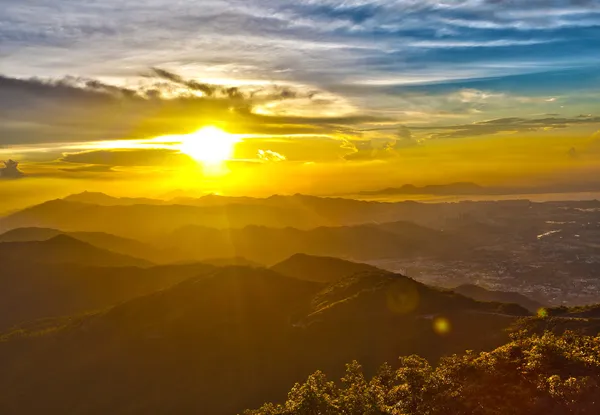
top-left (246, 331), bottom-right (600, 415)
top-left (271, 253), bottom-right (382, 283)
top-left (0, 261), bottom-right (215, 330)
top-left (0, 266), bottom-right (529, 415)
top-left (454, 284), bottom-right (544, 312)
top-left (0, 235), bottom-right (152, 268)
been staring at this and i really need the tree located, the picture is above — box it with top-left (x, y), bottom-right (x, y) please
top-left (245, 332), bottom-right (600, 415)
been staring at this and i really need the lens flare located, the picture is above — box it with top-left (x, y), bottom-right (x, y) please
top-left (433, 317), bottom-right (451, 335)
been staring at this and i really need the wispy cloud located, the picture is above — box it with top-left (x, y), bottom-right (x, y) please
top-left (413, 115), bottom-right (600, 139)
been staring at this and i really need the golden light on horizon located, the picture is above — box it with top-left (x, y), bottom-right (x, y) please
top-left (179, 126), bottom-right (239, 164)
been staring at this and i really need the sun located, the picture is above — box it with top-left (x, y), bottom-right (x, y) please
top-left (179, 126), bottom-right (239, 164)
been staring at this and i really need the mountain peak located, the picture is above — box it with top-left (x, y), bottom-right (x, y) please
top-left (272, 253), bottom-right (384, 283)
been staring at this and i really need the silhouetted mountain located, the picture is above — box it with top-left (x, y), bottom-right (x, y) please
top-left (4, 195), bottom-right (587, 242)
top-left (0, 226), bottom-right (64, 242)
top-left (0, 199), bottom-right (326, 238)
top-left (454, 284), bottom-right (544, 312)
top-left (200, 256), bottom-right (263, 267)
top-left (271, 254), bottom-right (382, 283)
top-left (0, 267), bottom-right (529, 415)
top-left (0, 235), bottom-right (152, 268)
top-left (0, 227), bottom-right (163, 262)
top-left (63, 191), bottom-right (166, 206)
top-left (360, 182), bottom-right (484, 196)
top-left (0, 261), bottom-right (215, 330)
top-left (158, 221), bottom-right (458, 265)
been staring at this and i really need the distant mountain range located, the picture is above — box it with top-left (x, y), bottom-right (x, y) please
top-left (359, 181), bottom-right (600, 196)
top-left (156, 221), bottom-right (459, 265)
top-left (0, 219), bottom-right (461, 265)
top-left (4, 192), bottom-right (597, 242)
top-left (360, 182), bottom-right (485, 196)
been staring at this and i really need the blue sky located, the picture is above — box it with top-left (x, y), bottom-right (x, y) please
top-left (2, 0), bottom-right (599, 95)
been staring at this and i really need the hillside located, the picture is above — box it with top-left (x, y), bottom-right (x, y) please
top-left (0, 227), bottom-right (64, 242)
top-left (0, 199), bottom-right (327, 238)
top-left (0, 235), bottom-right (152, 268)
top-left (271, 253), bottom-right (382, 283)
top-left (246, 331), bottom-right (600, 415)
top-left (0, 261), bottom-right (215, 330)
top-left (63, 192), bottom-right (166, 206)
top-left (454, 284), bottom-right (544, 312)
top-left (0, 267), bottom-right (529, 415)
top-left (158, 221), bottom-right (459, 265)
top-left (201, 256), bottom-right (263, 267)
top-left (0, 227), bottom-right (164, 263)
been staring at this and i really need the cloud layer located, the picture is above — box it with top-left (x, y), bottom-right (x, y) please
top-left (1, 0), bottom-right (600, 194)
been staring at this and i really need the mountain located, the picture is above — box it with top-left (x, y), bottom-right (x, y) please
top-left (271, 253), bottom-right (382, 283)
top-left (360, 182), bottom-right (485, 196)
top-left (0, 267), bottom-right (529, 415)
top-left (454, 284), bottom-right (544, 313)
top-left (0, 261), bottom-right (215, 330)
top-left (200, 256), bottom-right (263, 267)
top-left (0, 227), bottom-right (64, 242)
top-left (0, 199), bottom-right (327, 239)
top-left (157, 221), bottom-right (459, 265)
top-left (63, 191), bottom-right (166, 206)
top-left (0, 235), bottom-right (152, 268)
top-left (0, 227), bottom-right (167, 263)
top-left (0, 194), bottom-right (512, 239)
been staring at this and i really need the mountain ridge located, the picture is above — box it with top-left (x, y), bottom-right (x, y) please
top-left (0, 265), bottom-right (530, 415)
top-left (0, 235), bottom-right (152, 268)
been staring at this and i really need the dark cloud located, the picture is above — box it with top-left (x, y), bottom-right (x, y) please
top-left (413, 116), bottom-right (600, 139)
top-left (0, 160), bottom-right (25, 179)
top-left (60, 149), bottom-right (193, 167)
top-left (395, 125), bottom-right (418, 148)
top-left (59, 165), bottom-right (116, 173)
top-left (0, 72), bottom-right (384, 147)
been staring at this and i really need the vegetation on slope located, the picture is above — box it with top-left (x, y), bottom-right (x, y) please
top-left (245, 331), bottom-right (600, 415)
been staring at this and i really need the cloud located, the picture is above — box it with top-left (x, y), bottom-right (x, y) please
top-left (0, 160), bottom-right (25, 179)
top-left (59, 165), bottom-right (116, 173)
top-left (2, 0), bottom-right (599, 103)
top-left (0, 73), bottom-right (383, 148)
top-left (60, 149), bottom-right (193, 167)
top-left (257, 149), bottom-right (286, 162)
top-left (413, 115), bottom-right (600, 139)
top-left (340, 125), bottom-right (420, 161)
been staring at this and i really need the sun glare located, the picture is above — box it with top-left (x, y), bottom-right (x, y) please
top-left (179, 126), bottom-right (239, 164)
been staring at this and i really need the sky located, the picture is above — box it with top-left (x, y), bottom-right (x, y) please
top-left (1, 0), bottom-right (600, 209)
